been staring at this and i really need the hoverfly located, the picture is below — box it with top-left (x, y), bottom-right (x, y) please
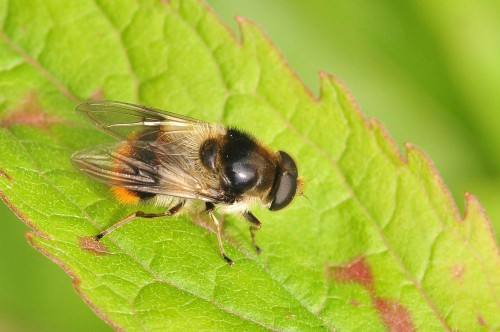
top-left (71, 101), bottom-right (301, 265)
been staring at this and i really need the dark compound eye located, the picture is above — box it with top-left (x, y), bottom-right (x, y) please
top-left (269, 151), bottom-right (298, 211)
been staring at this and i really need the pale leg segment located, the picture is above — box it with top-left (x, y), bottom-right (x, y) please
top-left (205, 202), bottom-right (233, 265)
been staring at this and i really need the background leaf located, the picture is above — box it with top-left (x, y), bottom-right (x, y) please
top-left (1, 0), bottom-right (499, 331)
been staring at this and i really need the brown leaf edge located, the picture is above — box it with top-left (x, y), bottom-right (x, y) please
top-left (26, 232), bottom-right (122, 331)
top-left (328, 71), bottom-right (498, 244)
top-left (0, 192), bottom-right (118, 330)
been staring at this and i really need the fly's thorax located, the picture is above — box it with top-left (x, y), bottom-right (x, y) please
top-left (198, 128), bottom-right (278, 202)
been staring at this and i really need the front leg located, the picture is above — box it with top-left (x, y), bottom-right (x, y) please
top-left (243, 211), bottom-right (262, 255)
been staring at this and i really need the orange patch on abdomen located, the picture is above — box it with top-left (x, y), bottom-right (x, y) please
top-left (111, 186), bottom-right (140, 205)
top-left (109, 131), bottom-right (158, 204)
top-left (110, 141), bottom-right (139, 204)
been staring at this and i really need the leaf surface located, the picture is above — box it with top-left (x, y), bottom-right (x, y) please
top-left (0, 0), bottom-right (498, 330)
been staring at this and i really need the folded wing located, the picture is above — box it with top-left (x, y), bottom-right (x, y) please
top-left (71, 140), bottom-right (224, 203)
top-left (76, 100), bottom-right (202, 140)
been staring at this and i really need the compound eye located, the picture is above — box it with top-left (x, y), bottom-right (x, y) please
top-left (279, 151), bottom-right (298, 177)
top-left (269, 173), bottom-right (297, 211)
top-left (223, 161), bottom-right (259, 193)
top-left (269, 151), bottom-right (298, 211)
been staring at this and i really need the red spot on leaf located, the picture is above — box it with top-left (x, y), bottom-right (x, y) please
top-left (374, 298), bottom-right (414, 332)
top-left (0, 92), bottom-right (64, 131)
top-left (477, 315), bottom-right (488, 327)
top-left (329, 257), bottom-right (374, 291)
top-left (451, 265), bottom-right (465, 281)
top-left (350, 300), bottom-right (360, 307)
top-left (327, 257), bottom-right (415, 331)
top-left (79, 236), bottom-right (110, 255)
top-left (89, 89), bottom-right (104, 101)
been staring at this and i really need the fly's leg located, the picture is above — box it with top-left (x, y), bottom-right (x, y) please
top-left (205, 202), bottom-right (233, 266)
top-left (94, 201), bottom-right (185, 241)
top-left (243, 211), bottom-right (262, 255)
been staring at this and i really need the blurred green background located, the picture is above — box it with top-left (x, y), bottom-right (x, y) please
top-left (1, 1), bottom-right (499, 330)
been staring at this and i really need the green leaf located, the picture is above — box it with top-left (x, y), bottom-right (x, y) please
top-left (0, 0), bottom-right (498, 331)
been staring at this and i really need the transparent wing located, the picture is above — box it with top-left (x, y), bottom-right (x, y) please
top-left (71, 140), bottom-right (225, 203)
top-left (76, 100), bottom-right (203, 140)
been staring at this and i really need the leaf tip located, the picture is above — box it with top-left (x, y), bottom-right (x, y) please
top-left (463, 192), bottom-right (498, 239)
top-left (404, 143), bottom-right (462, 220)
top-left (369, 118), bottom-right (405, 163)
top-left (318, 72), bottom-right (362, 113)
top-left (234, 13), bottom-right (317, 103)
